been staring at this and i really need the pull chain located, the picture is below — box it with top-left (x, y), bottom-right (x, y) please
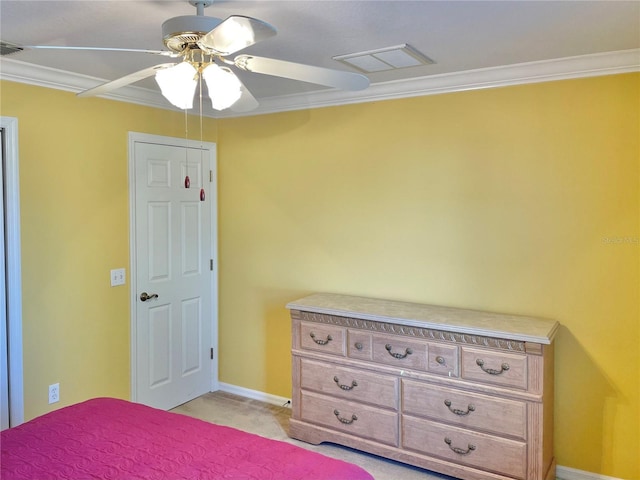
top-left (184, 108), bottom-right (190, 188)
top-left (199, 67), bottom-right (205, 202)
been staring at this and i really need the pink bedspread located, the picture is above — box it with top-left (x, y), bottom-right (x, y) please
top-left (1, 398), bottom-right (373, 480)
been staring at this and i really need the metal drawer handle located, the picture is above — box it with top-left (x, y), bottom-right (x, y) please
top-left (354, 342), bottom-right (363, 350)
top-left (444, 437), bottom-right (476, 455)
top-left (444, 399), bottom-right (475, 416)
top-left (333, 376), bottom-right (358, 391)
top-left (333, 409), bottom-right (357, 425)
top-left (435, 356), bottom-right (446, 365)
top-left (476, 358), bottom-right (510, 375)
top-left (309, 332), bottom-right (332, 345)
top-left (385, 344), bottom-right (412, 359)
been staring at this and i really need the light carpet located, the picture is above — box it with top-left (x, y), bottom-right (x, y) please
top-left (172, 391), bottom-right (452, 480)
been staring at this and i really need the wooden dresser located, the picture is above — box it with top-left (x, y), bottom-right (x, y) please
top-left (287, 293), bottom-right (558, 480)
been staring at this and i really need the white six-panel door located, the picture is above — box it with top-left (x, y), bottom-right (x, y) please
top-left (130, 133), bottom-right (217, 410)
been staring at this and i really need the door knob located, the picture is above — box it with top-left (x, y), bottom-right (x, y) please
top-left (140, 292), bottom-right (158, 302)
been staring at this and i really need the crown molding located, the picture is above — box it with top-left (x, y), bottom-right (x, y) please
top-left (229, 49), bottom-right (639, 118)
top-left (1, 49), bottom-right (638, 118)
top-left (0, 59), bottom-right (170, 111)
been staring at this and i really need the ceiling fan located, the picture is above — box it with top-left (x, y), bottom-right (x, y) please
top-left (10, 0), bottom-right (370, 112)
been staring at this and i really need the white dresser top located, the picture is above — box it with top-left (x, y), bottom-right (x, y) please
top-left (287, 293), bottom-right (558, 344)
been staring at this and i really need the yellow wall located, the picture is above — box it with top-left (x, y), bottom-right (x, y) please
top-left (0, 80), bottom-right (218, 419)
top-left (217, 74), bottom-right (639, 479)
top-left (1, 73), bottom-right (638, 479)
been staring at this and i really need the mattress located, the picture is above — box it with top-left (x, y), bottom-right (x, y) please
top-left (1, 397), bottom-right (374, 480)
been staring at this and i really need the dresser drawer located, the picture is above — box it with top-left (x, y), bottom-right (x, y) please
top-left (372, 333), bottom-right (428, 371)
top-left (428, 343), bottom-right (459, 377)
top-left (402, 380), bottom-right (527, 439)
top-left (300, 358), bottom-right (399, 409)
top-left (300, 391), bottom-right (398, 446)
top-left (347, 330), bottom-right (373, 361)
top-left (461, 347), bottom-right (528, 390)
top-left (402, 416), bottom-right (527, 479)
top-left (299, 321), bottom-right (346, 356)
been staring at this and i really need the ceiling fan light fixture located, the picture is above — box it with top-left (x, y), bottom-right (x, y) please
top-left (39, 0), bottom-right (368, 111)
top-left (155, 62), bottom-right (198, 109)
top-left (202, 64), bottom-right (242, 110)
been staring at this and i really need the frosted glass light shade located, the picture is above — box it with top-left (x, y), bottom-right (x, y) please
top-left (155, 62), bottom-right (198, 109)
top-left (202, 64), bottom-right (242, 111)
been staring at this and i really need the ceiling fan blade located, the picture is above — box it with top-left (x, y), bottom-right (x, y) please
top-left (23, 45), bottom-right (178, 57)
top-left (77, 63), bottom-right (176, 98)
top-left (230, 80), bottom-right (259, 113)
top-left (234, 55), bottom-right (370, 91)
top-left (197, 15), bottom-right (277, 56)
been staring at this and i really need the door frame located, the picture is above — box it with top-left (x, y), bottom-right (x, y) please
top-left (1, 116), bottom-right (24, 426)
top-left (127, 132), bottom-right (219, 403)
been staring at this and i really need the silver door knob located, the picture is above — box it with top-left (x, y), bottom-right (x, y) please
top-left (140, 292), bottom-right (158, 302)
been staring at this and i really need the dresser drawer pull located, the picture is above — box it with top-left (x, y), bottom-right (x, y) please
top-left (444, 437), bottom-right (476, 455)
top-left (385, 344), bottom-right (413, 359)
top-left (476, 358), bottom-right (510, 375)
top-left (354, 342), bottom-right (363, 350)
top-left (333, 409), bottom-right (358, 425)
top-left (435, 355), bottom-right (446, 365)
top-left (309, 332), bottom-right (333, 345)
top-left (444, 399), bottom-right (475, 416)
top-left (333, 376), bottom-right (358, 391)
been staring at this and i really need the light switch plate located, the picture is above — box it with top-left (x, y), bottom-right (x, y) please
top-left (110, 268), bottom-right (126, 287)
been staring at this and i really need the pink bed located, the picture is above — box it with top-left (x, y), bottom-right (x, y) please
top-left (1, 397), bottom-right (373, 480)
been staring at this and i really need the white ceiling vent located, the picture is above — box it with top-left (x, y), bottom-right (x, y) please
top-left (333, 44), bottom-right (434, 73)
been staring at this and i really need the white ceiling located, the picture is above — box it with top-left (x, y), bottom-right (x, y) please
top-left (1, 0), bottom-right (639, 117)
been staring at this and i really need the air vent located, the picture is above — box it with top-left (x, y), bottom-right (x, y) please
top-left (333, 43), bottom-right (434, 73)
top-left (0, 41), bottom-right (24, 57)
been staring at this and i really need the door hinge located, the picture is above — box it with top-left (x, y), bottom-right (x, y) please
top-left (209, 170), bottom-right (213, 182)
top-left (210, 259), bottom-right (213, 271)
top-left (210, 348), bottom-right (214, 360)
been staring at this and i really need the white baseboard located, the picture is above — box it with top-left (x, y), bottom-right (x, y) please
top-left (217, 382), bottom-right (291, 408)
top-left (556, 466), bottom-right (623, 480)
top-left (215, 384), bottom-right (623, 480)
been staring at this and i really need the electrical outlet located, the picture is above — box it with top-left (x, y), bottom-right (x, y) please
top-left (110, 268), bottom-right (126, 287)
top-left (48, 383), bottom-right (60, 404)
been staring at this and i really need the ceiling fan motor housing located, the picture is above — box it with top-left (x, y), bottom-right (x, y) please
top-left (162, 15), bottom-right (223, 53)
